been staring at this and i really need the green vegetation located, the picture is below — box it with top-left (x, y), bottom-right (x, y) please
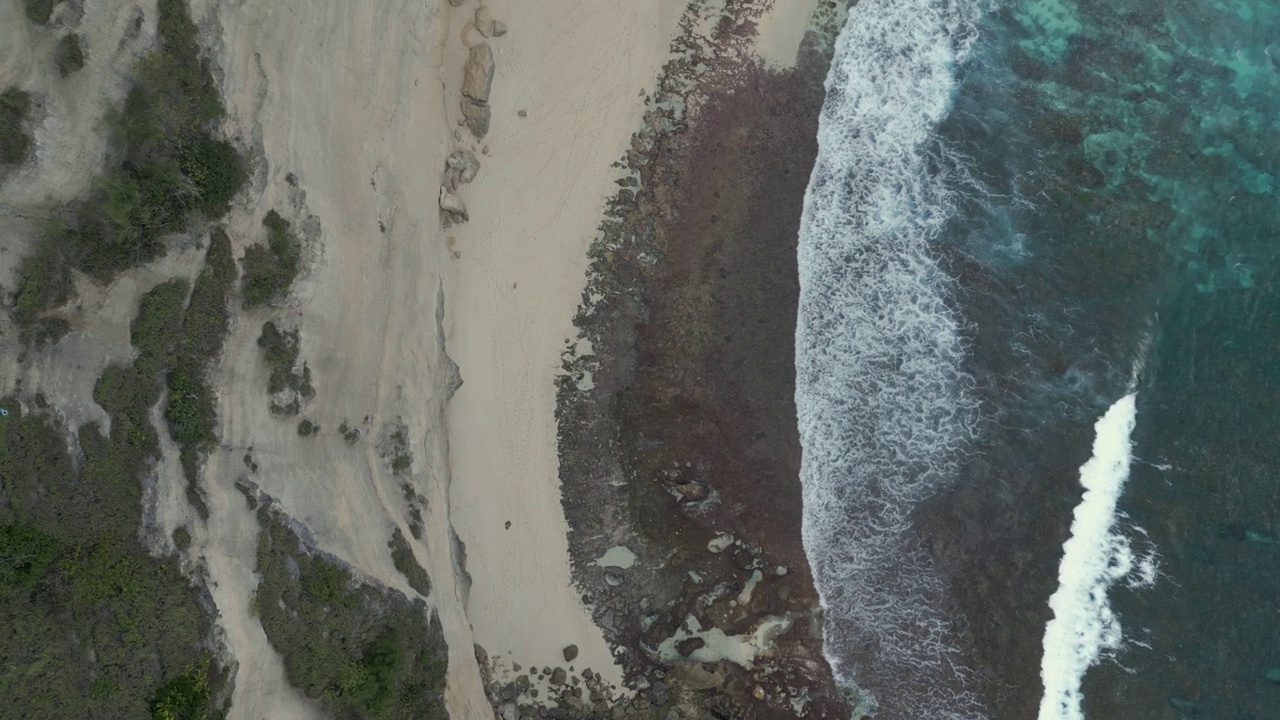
top-left (257, 320), bottom-right (314, 415)
top-left (242, 210), bottom-right (301, 308)
top-left (383, 422), bottom-right (412, 475)
top-left (55, 33), bottom-right (85, 78)
top-left (10, 237), bottom-right (74, 346)
top-left (150, 664), bottom-right (211, 720)
top-left (254, 507), bottom-right (448, 719)
top-left (23, 0), bottom-right (54, 25)
top-left (164, 230), bottom-right (236, 518)
top-left (388, 528), bottom-right (430, 596)
top-left (0, 87), bottom-right (33, 166)
top-left (8, 0), bottom-right (247, 343)
top-left (339, 420), bottom-right (361, 444)
top-left (0, 402), bottom-right (223, 719)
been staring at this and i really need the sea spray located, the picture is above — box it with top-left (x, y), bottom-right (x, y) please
top-left (1037, 394), bottom-right (1154, 720)
top-left (794, 0), bottom-right (985, 717)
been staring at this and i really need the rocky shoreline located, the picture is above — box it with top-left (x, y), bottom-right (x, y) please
top-left (534, 2), bottom-right (851, 719)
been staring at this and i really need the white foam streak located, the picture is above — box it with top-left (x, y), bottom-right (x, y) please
top-left (1037, 394), bottom-right (1147, 720)
top-left (795, 0), bottom-right (984, 717)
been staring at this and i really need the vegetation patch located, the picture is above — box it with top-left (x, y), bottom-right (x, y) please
top-left (0, 87), bottom-right (33, 166)
top-left (163, 230), bottom-right (236, 518)
top-left (0, 401), bottom-right (224, 719)
top-left (23, 0), bottom-right (54, 25)
top-left (400, 482), bottom-right (426, 541)
top-left (254, 505), bottom-right (448, 719)
top-left (296, 418), bottom-right (318, 437)
top-left (7, 0), bottom-right (247, 342)
top-left (257, 320), bottom-right (315, 416)
top-left (388, 528), bottom-right (430, 597)
top-left (55, 34), bottom-right (85, 78)
top-left (339, 420), bottom-right (362, 444)
top-left (241, 210), bottom-right (301, 309)
top-left (380, 420), bottom-right (413, 476)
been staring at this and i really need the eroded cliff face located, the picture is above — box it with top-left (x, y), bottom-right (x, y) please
top-left (553, 2), bottom-right (852, 718)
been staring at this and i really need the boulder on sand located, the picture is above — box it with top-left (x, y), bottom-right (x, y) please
top-left (461, 43), bottom-right (495, 103)
top-left (460, 97), bottom-right (491, 138)
top-left (562, 644), bottom-right (579, 662)
top-left (439, 186), bottom-right (468, 221)
top-left (446, 149), bottom-right (481, 188)
top-left (474, 5), bottom-right (495, 37)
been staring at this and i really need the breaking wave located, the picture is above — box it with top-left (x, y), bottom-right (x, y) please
top-left (795, 0), bottom-right (986, 717)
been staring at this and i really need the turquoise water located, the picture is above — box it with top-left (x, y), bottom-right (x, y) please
top-left (798, 0), bottom-right (1280, 716)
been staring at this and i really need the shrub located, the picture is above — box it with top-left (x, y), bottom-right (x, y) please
top-left (24, 0), bottom-right (54, 25)
top-left (254, 509), bottom-right (449, 720)
top-left (388, 529), bottom-right (430, 597)
top-left (296, 419), bottom-right (318, 437)
top-left (0, 87), bottom-right (33, 165)
top-left (242, 211), bottom-right (300, 309)
top-left (55, 34), bottom-right (85, 78)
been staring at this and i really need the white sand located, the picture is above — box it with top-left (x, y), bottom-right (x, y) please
top-left (441, 0), bottom-right (821, 695)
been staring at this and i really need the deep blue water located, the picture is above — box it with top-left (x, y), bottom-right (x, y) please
top-left (796, 0), bottom-right (1280, 717)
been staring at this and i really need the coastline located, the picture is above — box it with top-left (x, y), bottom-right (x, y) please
top-left (439, 0), bottom-right (686, 696)
top-left (1, 0), bottom-right (849, 717)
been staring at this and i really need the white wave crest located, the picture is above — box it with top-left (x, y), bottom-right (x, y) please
top-left (795, 0), bottom-right (985, 717)
top-left (1037, 394), bottom-right (1154, 720)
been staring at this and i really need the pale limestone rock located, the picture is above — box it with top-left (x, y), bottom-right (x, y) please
top-left (460, 98), bottom-right (490, 138)
top-left (461, 43), bottom-right (494, 103)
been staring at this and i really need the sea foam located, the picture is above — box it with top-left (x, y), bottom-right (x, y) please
top-left (1037, 394), bottom-right (1153, 720)
top-left (795, 0), bottom-right (984, 717)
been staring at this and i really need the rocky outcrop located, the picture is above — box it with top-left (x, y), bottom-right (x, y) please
top-left (460, 43), bottom-right (495, 139)
top-left (460, 98), bottom-right (491, 139)
top-left (462, 43), bottom-right (495, 103)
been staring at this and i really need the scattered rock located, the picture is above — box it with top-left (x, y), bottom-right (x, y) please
top-left (492, 20), bottom-right (508, 37)
top-left (475, 5), bottom-right (495, 36)
top-left (482, 144), bottom-right (491, 155)
top-left (518, 109), bottom-right (527, 118)
top-left (447, 0), bottom-right (463, 6)
top-left (499, 702), bottom-right (517, 720)
top-left (562, 644), bottom-right (579, 662)
top-left (446, 149), bottom-right (482, 187)
top-left (550, 667), bottom-right (567, 686)
top-left (462, 43), bottom-right (495, 103)
top-left (439, 186), bottom-right (468, 221)
top-left (461, 98), bottom-right (491, 138)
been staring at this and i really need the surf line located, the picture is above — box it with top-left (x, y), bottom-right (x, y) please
top-left (1037, 393), bottom-right (1156, 720)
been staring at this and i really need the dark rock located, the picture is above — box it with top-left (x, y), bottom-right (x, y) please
top-left (649, 681), bottom-right (670, 706)
top-left (563, 644), bottom-right (579, 662)
top-left (550, 667), bottom-right (567, 686)
top-left (675, 637), bottom-right (706, 656)
top-left (500, 681), bottom-right (517, 701)
top-left (461, 97), bottom-right (491, 138)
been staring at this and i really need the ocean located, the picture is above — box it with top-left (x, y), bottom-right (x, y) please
top-left (795, 0), bottom-right (1280, 718)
